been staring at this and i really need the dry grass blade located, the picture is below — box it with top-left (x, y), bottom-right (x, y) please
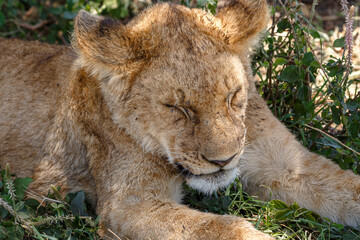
top-left (108, 228), bottom-right (123, 240)
top-left (26, 188), bottom-right (63, 204)
top-left (304, 123), bottom-right (360, 157)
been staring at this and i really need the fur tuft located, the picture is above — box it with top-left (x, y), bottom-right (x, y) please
top-left (186, 168), bottom-right (238, 194)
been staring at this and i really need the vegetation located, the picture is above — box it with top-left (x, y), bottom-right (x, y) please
top-left (0, 164), bottom-right (100, 239)
top-left (253, 0), bottom-right (360, 173)
top-left (0, 0), bottom-right (359, 239)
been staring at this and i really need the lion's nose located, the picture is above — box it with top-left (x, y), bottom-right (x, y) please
top-left (202, 153), bottom-right (237, 167)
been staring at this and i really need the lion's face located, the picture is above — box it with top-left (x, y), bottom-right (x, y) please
top-left (73, 2), bottom-right (269, 193)
top-left (125, 53), bottom-right (248, 193)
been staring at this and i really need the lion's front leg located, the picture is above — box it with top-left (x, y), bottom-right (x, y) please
top-left (91, 151), bottom-right (273, 239)
top-left (97, 196), bottom-right (273, 240)
top-left (242, 92), bottom-right (360, 228)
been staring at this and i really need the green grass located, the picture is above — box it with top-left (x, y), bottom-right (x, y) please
top-left (0, 164), bottom-right (100, 240)
top-left (184, 180), bottom-right (360, 239)
top-left (2, 169), bottom-right (359, 239)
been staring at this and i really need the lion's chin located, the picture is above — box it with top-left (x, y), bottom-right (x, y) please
top-left (185, 168), bottom-right (238, 194)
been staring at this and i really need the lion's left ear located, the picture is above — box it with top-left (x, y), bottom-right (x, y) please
top-left (73, 10), bottom-right (140, 72)
top-left (216, 0), bottom-right (269, 54)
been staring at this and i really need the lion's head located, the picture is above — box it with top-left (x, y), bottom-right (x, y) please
top-left (73, 0), bottom-right (269, 194)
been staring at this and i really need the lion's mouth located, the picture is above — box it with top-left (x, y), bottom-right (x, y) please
top-left (175, 163), bottom-right (195, 177)
top-left (175, 162), bottom-right (238, 194)
top-left (175, 162), bottom-right (225, 177)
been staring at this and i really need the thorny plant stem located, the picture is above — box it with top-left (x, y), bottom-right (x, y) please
top-left (340, 0), bottom-right (355, 82)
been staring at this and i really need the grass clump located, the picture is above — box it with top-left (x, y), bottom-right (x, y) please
top-left (0, 164), bottom-right (100, 240)
top-left (185, 179), bottom-right (360, 239)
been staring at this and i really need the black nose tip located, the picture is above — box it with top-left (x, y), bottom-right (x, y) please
top-left (202, 153), bottom-right (237, 167)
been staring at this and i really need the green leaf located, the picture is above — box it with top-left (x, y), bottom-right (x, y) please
top-left (51, 185), bottom-right (63, 201)
top-left (318, 136), bottom-right (342, 149)
top-left (70, 191), bottom-right (87, 216)
top-left (274, 209), bottom-right (293, 220)
top-left (280, 65), bottom-right (300, 83)
top-left (51, 202), bottom-right (59, 209)
top-left (270, 199), bottom-right (288, 210)
top-left (333, 37), bottom-right (345, 48)
top-left (221, 195), bottom-right (231, 210)
top-left (347, 102), bottom-right (359, 111)
top-left (310, 61), bottom-right (320, 68)
top-left (0, 12), bottom-right (4, 27)
top-left (274, 58), bottom-right (287, 66)
top-left (14, 201), bottom-right (25, 212)
top-left (332, 223), bottom-right (345, 231)
top-left (289, 202), bottom-right (300, 210)
top-left (277, 19), bottom-right (291, 33)
top-left (348, 121), bottom-right (359, 138)
top-left (262, 60), bottom-right (269, 68)
top-left (17, 211), bottom-right (31, 220)
top-left (5, 225), bottom-right (24, 240)
top-left (14, 177), bottom-right (32, 200)
top-left (302, 52), bottom-right (315, 66)
top-left (103, 0), bottom-right (118, 9)
top-left (0, 205), bottom-right (8, 218)
top-left (24, 198), bottom-right (41, 210)
top-left (31, 226), bottom-right (46, 240)
top-left (206, 0), bottom-right (218, 15)
top-left (309, 29), bottom-right (321, 39)
top-left (63, 11), bottom-right (77, 20)
top-left (303, 211), bottom-right (316, 222)
top-left (297, 86), bottom-right (309, 101)
top-left (331, 106), bottom-right (341, 125)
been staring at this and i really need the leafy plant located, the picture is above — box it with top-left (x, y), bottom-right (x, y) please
top-left (252, 0), bottom-right (359, 171)
top-left (0, 164), bottom-right (100, 240)
top-left (185, 179), bottom-right (360, 239)
top-left (0, 0), bottom-right (150, 43)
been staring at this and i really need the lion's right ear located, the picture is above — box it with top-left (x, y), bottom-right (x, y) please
top-left (73, 10), bottom-right (136, 71)
top-left (216, 0), bottom-right (269, 55)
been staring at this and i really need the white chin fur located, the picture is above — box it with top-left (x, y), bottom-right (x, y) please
top-left (185, 168), bottom-right (238, 194)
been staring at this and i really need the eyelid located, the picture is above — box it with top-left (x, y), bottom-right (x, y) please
top-left (227, 92), bottom-right (235, 108)
top-left (228, 89), bottom-right (244, 109)
top-left (165, 104), bottom-right (192, 119)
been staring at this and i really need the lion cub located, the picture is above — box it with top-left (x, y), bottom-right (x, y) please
top-left (1, 0), bottom-right (359, 239)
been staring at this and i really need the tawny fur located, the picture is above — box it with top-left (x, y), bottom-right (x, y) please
top-left (1, 0), bottom-right (359, 239)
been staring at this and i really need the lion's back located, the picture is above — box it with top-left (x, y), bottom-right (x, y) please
top-left (0, 38), bottom-right (75, 176)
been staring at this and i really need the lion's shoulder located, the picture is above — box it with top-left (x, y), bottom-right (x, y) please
top-left (0, 38), bottom-right (76, 92)
top-left (0, 38), bottom-right (74, 74)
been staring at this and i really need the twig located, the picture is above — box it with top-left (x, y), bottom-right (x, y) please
top-left (15, 20), bottom-right (51, 31)
top-left (303, 31), bottom-right (331, 82)
top-left (303, 124), bottom-right (360, 156)
top-left (306, 0), bottom-right (318, 32)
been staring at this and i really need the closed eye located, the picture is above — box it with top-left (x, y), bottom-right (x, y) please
top-left (165, 104), bottom-right (193, 120)
top-left (228, 89), bottom-right (245, 110)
